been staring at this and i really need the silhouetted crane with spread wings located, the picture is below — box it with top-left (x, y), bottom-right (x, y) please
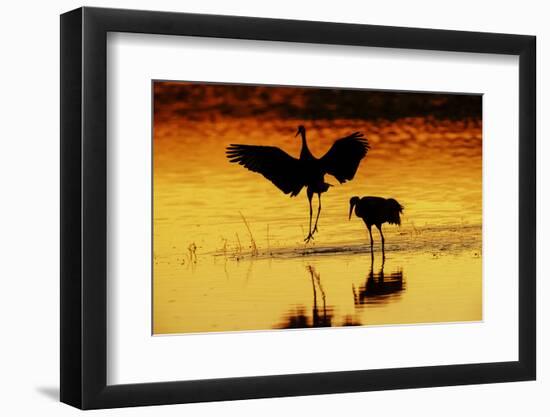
top-left (226, 125), bottom-right (369, 242)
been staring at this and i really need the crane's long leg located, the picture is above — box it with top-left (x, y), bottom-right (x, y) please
top-left (312, 193), bottom-right (321, 236)
top-left (305, 191), bottom-right (314, 242)
top-left (367, 225), bottom-right (374, 260)
top-left (376, 224), bottom-right (385, 260)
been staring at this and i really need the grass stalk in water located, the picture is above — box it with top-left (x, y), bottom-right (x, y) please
top-left (239, 212), bottom-right (258, 256)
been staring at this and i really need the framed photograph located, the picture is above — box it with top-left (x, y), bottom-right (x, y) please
top-left (60, 6), bottom-right (536, 409)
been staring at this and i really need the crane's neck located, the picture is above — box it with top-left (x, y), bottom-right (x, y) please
top-left (299, 130), bottom-right (314, 160)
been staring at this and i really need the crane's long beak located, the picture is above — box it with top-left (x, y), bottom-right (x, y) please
top-left (348, 202), bottom-right (354, 220)
top-left (295, 129), bottom-right (300, 137)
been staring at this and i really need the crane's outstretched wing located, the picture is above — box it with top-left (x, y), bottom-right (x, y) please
top-left (320, 132), bottom-right (369, 183)
top-left (226, 144), bottom-right (304, 196)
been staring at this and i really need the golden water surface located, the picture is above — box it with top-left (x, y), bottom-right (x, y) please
top-left (153, 111), bottom-right (482, 334)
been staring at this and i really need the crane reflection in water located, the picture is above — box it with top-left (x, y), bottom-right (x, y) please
top-left (353, 259), bottom-right (405, 307)
top-left (276, 261), bottom-right (406, 330)
top-left (277, 265), bottom-right (335, 329)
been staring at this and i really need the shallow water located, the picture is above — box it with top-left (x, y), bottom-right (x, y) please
top-left (153, 115), bottom-right (482, 334)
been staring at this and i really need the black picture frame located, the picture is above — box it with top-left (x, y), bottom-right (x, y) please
top-left (60, 6), bottom-right (536, 410)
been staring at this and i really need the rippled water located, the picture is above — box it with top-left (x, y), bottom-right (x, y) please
top-left (153, 115), bottom-right (482, 334)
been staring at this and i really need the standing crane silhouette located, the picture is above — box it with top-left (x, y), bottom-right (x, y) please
top-left (348, 196), bottom-right (404, 259)
top-left (226, 125), bottom-right (369, 242)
